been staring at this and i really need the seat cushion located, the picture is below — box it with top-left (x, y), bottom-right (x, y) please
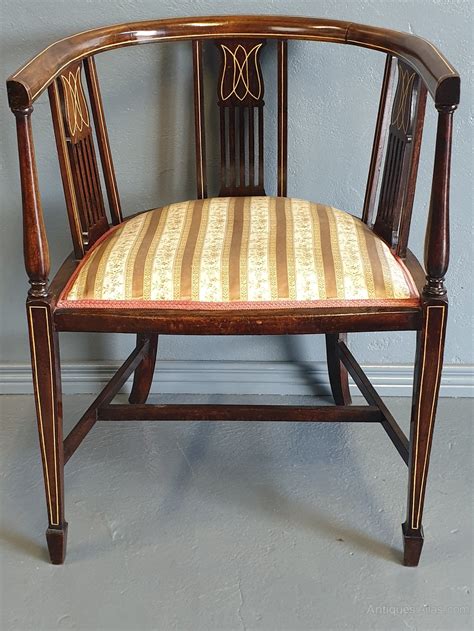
top-left (59, 197), bottom-right (419, 310)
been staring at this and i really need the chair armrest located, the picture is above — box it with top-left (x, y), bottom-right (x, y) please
top-left (347, 23), bottom-right (459, 107)
top-left (7, 17), bottom-right (460, 110)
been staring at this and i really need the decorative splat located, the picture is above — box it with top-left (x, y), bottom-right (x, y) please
top-left (216, 39), bottom-right (266, 196)
top-left (374, 60), bottom-right (422, 250)
top-left (55, 61), bottom-right (109, 249)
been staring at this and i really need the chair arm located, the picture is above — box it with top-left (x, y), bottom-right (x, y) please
top-left (347, 23), bottom-right (459, 107)
top-left (6, 17), bottom-right (460, 110)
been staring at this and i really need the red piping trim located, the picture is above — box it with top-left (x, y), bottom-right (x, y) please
top-left (57, 296), bottom-right (420, 311)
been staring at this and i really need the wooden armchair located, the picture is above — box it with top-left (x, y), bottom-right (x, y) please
top-left (7, 16), bottom-right (460, 565)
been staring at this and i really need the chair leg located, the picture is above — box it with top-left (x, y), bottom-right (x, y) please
top-left (402, 301), bottom-right (447, 566)
top-left (27, 303), bottom-right (67, 564)
top-left (129, 333), bottom-right (159, 404)
top-left (325, 333), bottom-right (352, 405)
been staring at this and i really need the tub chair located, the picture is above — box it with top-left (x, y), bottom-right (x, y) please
top-left (6, 15), bottom-right (460, 564)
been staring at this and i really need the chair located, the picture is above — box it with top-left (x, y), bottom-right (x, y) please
top-left (7, 16), bottom-right (460, 565)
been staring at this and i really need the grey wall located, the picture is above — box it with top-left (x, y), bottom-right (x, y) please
top-left (1, 0), bottom-right (472, 371)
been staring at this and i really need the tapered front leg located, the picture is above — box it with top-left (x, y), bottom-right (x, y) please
top-left (129, 333), bottom-right (159, 404)
top-left (325, 333), bottom-right (352, 405)
top-left (403, 301), bottom-right (447, 566)
top-left (27, 302), bottom-right (67, 564)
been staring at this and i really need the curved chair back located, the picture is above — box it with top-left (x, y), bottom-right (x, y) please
top-left (7, 16), bottom-right (459, 295)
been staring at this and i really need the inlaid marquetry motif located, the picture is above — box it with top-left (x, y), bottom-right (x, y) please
top-left (390, 64), bottom-right (416, 135)
top-left (59, 63), bottom-right (90, 142)
top-left (218, 40), bottom-right (265, 106)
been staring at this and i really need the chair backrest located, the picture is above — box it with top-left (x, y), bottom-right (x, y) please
top-left (7, 16), bottom-right (460, 297)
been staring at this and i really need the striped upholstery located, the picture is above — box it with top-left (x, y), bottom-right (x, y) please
top-left (59, 197), bottom-right (419, 309)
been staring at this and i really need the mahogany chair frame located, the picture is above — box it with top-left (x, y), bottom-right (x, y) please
top-left (7, 16), bottom-right (460, 565)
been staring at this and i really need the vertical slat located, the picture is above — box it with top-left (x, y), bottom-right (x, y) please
top-left (228, 107), bottom-right (236, 191)
top-left (48, 82), bottom-right (84, 258)
top-left (378, 140), bottom-right (393, 217)
top-left (249, 107), bottom-right (255, 188)
top-left (220, 109), bottom-right (227, 191)
top-left (84, 135), bottom-right (107, 222)
top-left (277, 40), bottom-right (288, 197)
top-left (239, 106), bottom-right (245, 188)
top-left (76, 141), bottom-right (96, 224)
top-left (392, 142), bottom-right (411, 239)
top-left (258, 105), bottom-right (264, 190)
top-left (386, 138), bottom-right (402, 216)
top-left (362, 55), bottom-right (395, 225)
top-left (192, 40), bottom-right (207, 199)
top-left (397, 81), bottom-right (427, 257)
top-left (83, 56), bottom-right (122, 224)
top-left (243, 108), bottom-right (249, 187)
top-left (68, 143), bottom-right (89, 232)
top-left (375, 132), bottom-right (406, 245)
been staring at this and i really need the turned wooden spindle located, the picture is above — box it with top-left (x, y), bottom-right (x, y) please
top-left (423, 105), bottom-right (456, 297)
top-left (14, 107), bottom-right (50, 298)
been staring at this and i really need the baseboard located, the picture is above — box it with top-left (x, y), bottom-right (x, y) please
top-left (0, 360), bottom-right (472, 397)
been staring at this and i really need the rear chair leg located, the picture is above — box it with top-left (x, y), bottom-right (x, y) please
top-left (129, 333), bottom-right (159, 404)
top-left (403, 301), bottom-right (447, 566)
top-left (325, 333), bottom-right (352, 405)
top-left (27, 302), bottom-right (67, 564)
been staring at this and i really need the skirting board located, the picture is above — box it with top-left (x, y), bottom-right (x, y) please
top-left (0, 360), bottom-right (472, 397)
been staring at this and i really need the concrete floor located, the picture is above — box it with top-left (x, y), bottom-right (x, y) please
top-left (0, 394), bottom-right (472, 631)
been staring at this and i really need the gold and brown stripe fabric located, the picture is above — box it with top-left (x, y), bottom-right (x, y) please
top-left (60, 197), bottom-right (419, 309)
